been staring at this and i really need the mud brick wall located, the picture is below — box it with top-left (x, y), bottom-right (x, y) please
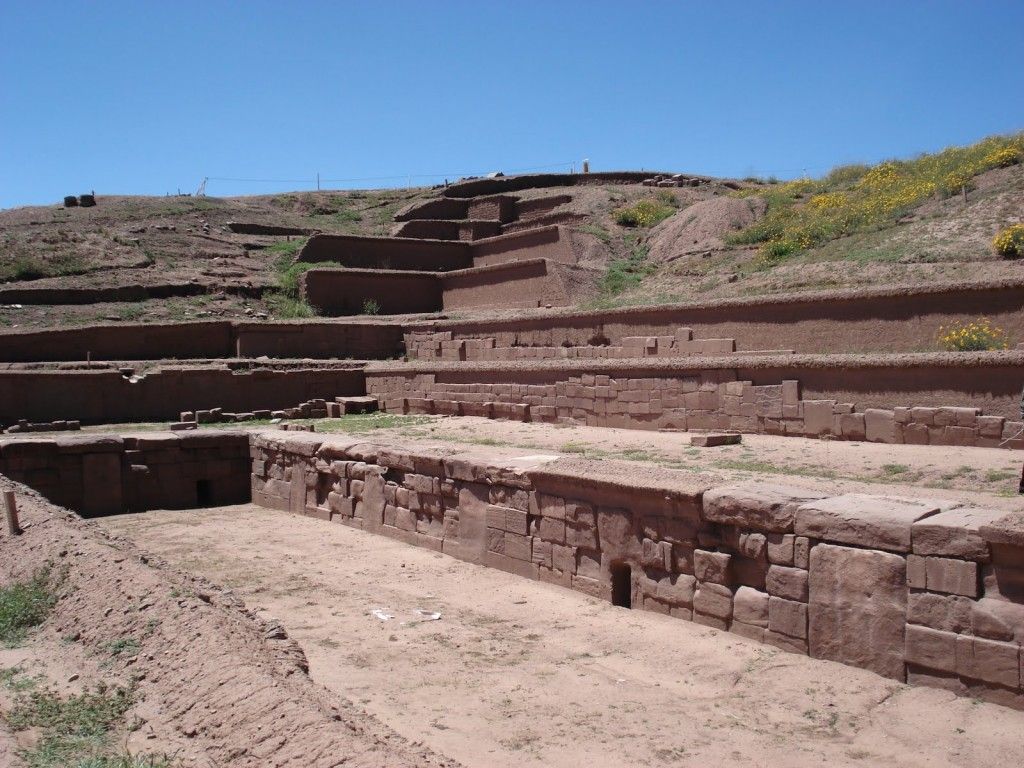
top-left (301, 270), bottom-right (443, 316)
top-left (0, 431), bottom-right (250, 516)
top-left (0, 321), bottom-right (405, 363)
top-left (440, 259), bottom-right (574, 310)
top-left (298, 234), bottom-right (471, 270)
top-left (365, 358), bottom-right (1024, 447)
top-left (0, 366), bottom-right (365, 426)
top-left (406, 281), bottom-right (1024, 355)
top-left (233, 322), bottom-right (404, 359)
top-left (469, 226), bottom-right (576, 268)
top-left (251, 433), bottom-right (1024, 707)
top-left (0, 322), bottom-right (235, 362)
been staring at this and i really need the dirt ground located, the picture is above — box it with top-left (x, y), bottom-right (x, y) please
top-left (100, 503), bottom-right (1024, 768)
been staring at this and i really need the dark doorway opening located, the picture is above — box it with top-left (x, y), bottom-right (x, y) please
top-left (610, 562), bottom-right (632, 609)
top-left (195, 479), bottom-right (213, 508)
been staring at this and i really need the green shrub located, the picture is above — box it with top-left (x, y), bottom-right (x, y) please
top-left (0, 568), bottom-right (58, 647)
top-left (361, 298), bottom-right (381, 315)
top-left (613, 199), bottom-right (676, 228)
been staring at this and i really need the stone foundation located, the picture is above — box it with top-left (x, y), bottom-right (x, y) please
top-left (250, 431), bottom-right (1024, 707)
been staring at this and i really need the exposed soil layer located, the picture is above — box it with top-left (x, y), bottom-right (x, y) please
top-left (0, 479), bottom-right (461, 768)
top-left (100, 503), bottom-right (1024, 768)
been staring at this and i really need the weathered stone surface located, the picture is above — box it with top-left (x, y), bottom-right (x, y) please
top-left (702, 482), bottom-right (826, 533)
top-left (765, 533), bottom-right (794, 565)
top-left (905, 625), bottom-right (957, 674)
top-left (955, 635), bottom-right (1021, 689)
top-left (979, 511), bottom-right (1024, 549)
top-left (768, 596), bottom-right (807, 639)
top-left (766, 565), bottom-right (808, 601)
top-left (796, 494), bottom-right (944, 552)
top-left (908, 592), bottom-right (972, 634)
top-left (924, 556), bottom-right (979, 597)
top-left (912, 506), bottom-right (1004, 560)
top-left (694, 550), bottom-right (731, 584)
top-left (733, 586), bottom-right (769, 628)
top-left (808, 543), bottom-right (907, 680)
top-left (693, 582), bottom-right (733, 620)
top-left (971, 597), bottom-right (1024, 643)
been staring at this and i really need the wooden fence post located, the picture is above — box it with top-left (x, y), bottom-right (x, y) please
top-left (3, 490), bottom-right (22, 535)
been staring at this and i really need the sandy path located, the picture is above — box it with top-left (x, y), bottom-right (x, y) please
top-left (102, 504), bottom-right (1024, 768)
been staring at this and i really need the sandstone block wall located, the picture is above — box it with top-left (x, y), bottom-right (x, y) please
top-left (405, 281), bottom-right (1024, 355)
top-left (366, 360), bottom-right (1024, 447)
top-left (0, 366), bottom-right (365, 426)
top-left (251, 433), bottom-right (1024, 707)
top-left (0, 432), bottom-right (250, 516)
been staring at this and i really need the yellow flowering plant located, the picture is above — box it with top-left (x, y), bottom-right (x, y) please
top-left (993, 224), bottom-right (1024, 259)
top-left (938, 318), bottom-right (1009, 352)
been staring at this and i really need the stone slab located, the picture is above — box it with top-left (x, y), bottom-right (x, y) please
top-left (796, 494), bottom-right (944, 552)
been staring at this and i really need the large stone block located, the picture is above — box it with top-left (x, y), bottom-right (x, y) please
top-left (702, 482), bottom-right (826, 533)
top-left (796, 494), bottom-right (944, 552)
top-left (733, 586), bottom-right (769, 628)
top-left (912, 506), bottom-right (1004, 561)
top-left (766, 565), bottom-right (808, 601)
top-left (694, 550), bottom-right (731, 584)
top-left (808, 543), bottom-right (907, 680)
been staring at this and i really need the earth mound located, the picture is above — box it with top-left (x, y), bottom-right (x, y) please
top-left (646, 196), bottom-right (767, 262)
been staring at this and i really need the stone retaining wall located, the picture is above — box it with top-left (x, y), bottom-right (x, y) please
top-left (0, 431), bottom-right (250, 516)
top-left (405, 280), bottom-right (1024, 355)
top-left (366, 356), bottom-right (1024, 445)
top-left (250, 432), bottom-right (1024, 707)
top-left (0, 366), bottom-right (365, 426)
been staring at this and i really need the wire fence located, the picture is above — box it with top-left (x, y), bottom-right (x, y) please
top-left (198, 159), bottom-right (843, 196)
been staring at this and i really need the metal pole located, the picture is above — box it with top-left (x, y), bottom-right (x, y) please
top-left (3, 491), bottom-right (21, 536)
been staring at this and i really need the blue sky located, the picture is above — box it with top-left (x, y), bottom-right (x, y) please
top-left (2, 1), bottom-right (1022, 209)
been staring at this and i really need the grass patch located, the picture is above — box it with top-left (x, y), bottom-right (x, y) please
top-left (728, 131), bottom-right (1024, 265)
top-left (103, 638), bottom-right (140, 658)
top-left (881, 463), bottom-right (910, 476)
top-left (985, 469), bottom-right (1016, 482)
top-left (7, 679), bottom-right (175, 768)
top-left (593, 242), bottom-right (654, 300)
top-left (264, 292), bottom-right (316, 319)
top-left (312, 413), bottom-right (435, 434)
top-left (576, 224), bottom-right (611, 243)
top-left (0, 568), bottom-right (59, 647)
top-left (0, 254), bottom-right (88, 282)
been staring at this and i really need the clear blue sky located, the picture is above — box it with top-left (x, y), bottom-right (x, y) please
top-left (2, 1), bottom-right (1022, 209)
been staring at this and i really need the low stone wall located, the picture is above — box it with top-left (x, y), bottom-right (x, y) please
top-left (0, 431), bottom-right (250, 516)
top-left (365, 353), bottom-right (1024, 445)
top-left (301, 269), bottom-right (443, 316)
top-left (405, 280), bottom-right (1024, 355)
top-left (0, 365), bottom-right (365, 426)
top-left (442, 258), bottom-right (580, 310)
top-left (302, 257), bottom-right (589, 315)
top-left (0, 321), bottom-right (405, 363)
top-left (404, 327), bottom-right (787, 361)
top-left (298, 233), bottom-right (471, 270)
top-left (469, 226), bottom-right (576, 267)
top-left (250, 432), bottom-right (1024, 706)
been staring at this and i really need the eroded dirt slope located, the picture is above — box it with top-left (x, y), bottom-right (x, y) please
top-left (0, 478), bottom-right (461, 768)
